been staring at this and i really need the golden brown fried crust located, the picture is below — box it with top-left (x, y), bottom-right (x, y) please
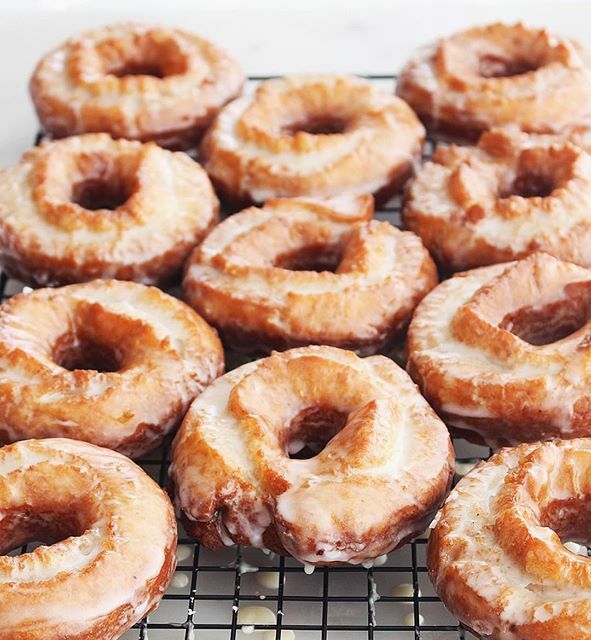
top-left (209, 153), bottom-right (418, 212)
top-left (0, 279), bottom-right (223, 457)
top-left (30, 23), bottom-right (244, 149)
top-left (0, 438), bottom-right (177, 640)
top-left (407, 252), bottom-right (591, 447)
top-left (397, 22), bottom-right (591, 141)
top-left (0, 134), bottom-right (219, 286)
top-left (183, 194), bottom-right (437, 354)
top-left (403, 127), bottom-right (591, 271)
top-left (170, 346), bottom-right (454, 567)
top-left (200, 74), bottom-right (424, 205)
top-left (428, 440), bottom-right (591, 640)
top-left (181, 512), bottom-right (289, 556)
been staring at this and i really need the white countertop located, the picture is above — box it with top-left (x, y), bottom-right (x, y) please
top-left (2, 0), bottom-right (591, 168)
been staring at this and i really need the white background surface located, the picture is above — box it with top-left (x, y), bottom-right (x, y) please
top-left (2, 0), bottom-right (591, 167)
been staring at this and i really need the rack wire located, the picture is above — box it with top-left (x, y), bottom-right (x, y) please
top-left (20, 73), bottom-right (496, 639)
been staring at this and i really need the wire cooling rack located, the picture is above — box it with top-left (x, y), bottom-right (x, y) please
top-left (20, 73), bottom-right (496, 640)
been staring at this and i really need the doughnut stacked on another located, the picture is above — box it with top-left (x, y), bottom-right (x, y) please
top-left (407, 252), bottom-right (591, 447)
top-left (170, 345), bottom-right (454, 567)
top-left (429, 439), bottom-right (591, 640)
top-left (403, 127), bottom-right (591, 270)
top-left (30, 23), bottom-right (245, 149)
top-left (200, 74), bottom-right (425, 207)
top-left (0, 279), bottom-right (223, 457)
top-left (398, 22), bottom-right (591, 140)
top-left (0, 438), bottom-right (176, 640)
top-left (183, 193), bottom-right (437, 354)
top-left (0, 134), bottom-right (219, 286)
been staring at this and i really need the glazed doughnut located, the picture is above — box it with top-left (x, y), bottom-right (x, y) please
top-left (0, 279), bottom-right (223, 457)
top-left (0, 134), bottom-right (219, 286)
top-left (403, 127), bottom-right (591, 270)
top-left (397, 22), bottom-right (591, 140)
top-left (407, 252), bottom-right (591, 447)
top-left (200, 74), bottom-right (425, 207)
top-left (30, 23), bottom-right (244, 149)
top-left (170, 345), bottom-right (454, 566)
top-left (183, 193), bottom-right (436, 354)
top-left (429, 438), bottom-right (591, 639)
top-left (0, 438), bottom-right (176, 640)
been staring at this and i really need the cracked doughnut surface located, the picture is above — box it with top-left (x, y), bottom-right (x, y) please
top-left (407, 252), bottom-right (591, 446)
top-left (170, 345), bottom-right (454, 567)
top-left (397, 22), bottom-right (591, 140)
top-left (30, 23), bottom-right (244, 149)
top-left (403, 127), bottom-right (591, 270)
top-left (0, 437), bottom-right (176, 640)
top-left (0, 279), bottom-right (223, 457)
top-left (0, 134), bottom-right (219, 286)
top-left (200, 74), bottom-right (425, 207)
top-left (429, 438), bottom-right (591, 639)
top-left (183, 193), bottom-right (437, 354)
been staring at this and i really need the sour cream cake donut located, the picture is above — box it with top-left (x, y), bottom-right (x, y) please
top-left (170, 345), bottom-right (454, 566)
top-left (30, 23), bottom-right (244, 148)
top-left (0, 280), bottom-right (223, 457)
top-left (429, 439), bottom-right (591, 639)
top-left (397, 23), bottom-right (591, 140)
top-left (403, 127), bottom-right (591, 270)
top-left (183, 194), bottom-right (437, 354)
top-left (200, 74), bottom-right (425, 207)
top-left (0, 438), bottom-right (176, 640)
top-left (0, 134), bottom-right (219, 286)
top-left (407, 252), bottom-right (591, 446)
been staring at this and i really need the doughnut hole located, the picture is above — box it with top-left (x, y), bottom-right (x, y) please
top-left (285, 406), bottom-right (348, 459)
top-left (541, 496), bottom-right (591, 551)
top-left (440, 25), bottom-right (571, 91)
top-left (478, 54), bottom-right (540, 78)
top-left (71, 177), bottom-right (133, 211)
top-left (502, 172), bottom-right (556, 199)
top-left (49, 304), bottom-right (138, 373)
top-left (276, 81), bottom-right (361, 137)
top-left (499, 281), bottom-right (591, 345)
top-left (1, 506), bottom-right (88, 555)
top-left (498, 147), bottom-right (577, 200)
top-left (0, 466), bottom-right (95, 555)
top-left (233, 351), bottom-right (377, 462)
top-left (281, 115), bottom-right (349, 136)
top-left (97, 33), bottom-right (189, 79)
top-left (275, 243), bottom-right (343, 273)
top-left (109, 61), bottom-right (167, 78)
top-left (52, 330), bottom-right (121, 373)
top-left (464, 25), bottom-right (551, 79)
top-left (69, 152), bottom-right (139, 212)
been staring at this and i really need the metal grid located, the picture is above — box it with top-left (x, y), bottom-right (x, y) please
top-left (19, 73), bottom-right (496, 639)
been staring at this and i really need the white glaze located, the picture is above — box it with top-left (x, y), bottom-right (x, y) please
top-left (0, 438), bottom-right (176, 636)
top-left (171, 345), bottom-right (453, 567)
